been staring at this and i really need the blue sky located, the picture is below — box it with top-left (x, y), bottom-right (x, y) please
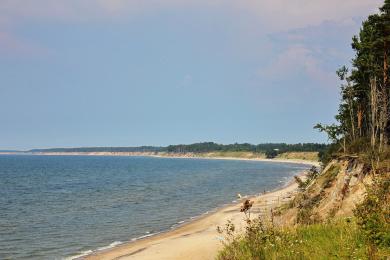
top-left (0, 0), bottom-right (383, 150)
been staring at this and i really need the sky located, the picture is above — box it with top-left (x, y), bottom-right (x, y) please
top-left (0, 0), bottom-right (384, 150)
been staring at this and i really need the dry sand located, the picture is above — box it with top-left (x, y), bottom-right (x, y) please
top-left (82, 175), bottom-right (306, 260)
top-left (27, 151), bottom-right (320, 168)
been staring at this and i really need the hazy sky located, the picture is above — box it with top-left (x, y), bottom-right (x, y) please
top-left (0, 0), bottom-right (383, 150)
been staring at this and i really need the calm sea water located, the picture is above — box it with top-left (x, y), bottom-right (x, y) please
top-left (0, 155), bottom-right (310, 260)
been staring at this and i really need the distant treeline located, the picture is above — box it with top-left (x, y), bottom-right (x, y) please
top-left (29, 142), bottom-right (328, 157)
top-left (29, 146), bottom-right (163, 153)
top-left (166, 142), bottom-right (328, 158)
top-left (166, 142), bottom-right (327, 153)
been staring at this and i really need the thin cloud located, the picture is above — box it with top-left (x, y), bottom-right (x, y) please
top-left (0, 30), bottom-right (49, 57)
top-left (0, 0), bottom-right (383, 29)
top-left (239, 0), bottom-right (382, 31)
top-left (0, 0), bottom-right (382, 61)
top-left (258, 45), bottom-right (334, 85)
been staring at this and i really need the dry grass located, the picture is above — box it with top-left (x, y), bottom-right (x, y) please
top-left (276, 152), bottom-right (319, 161)
top-left (199, 151), bottom-right (266, 159)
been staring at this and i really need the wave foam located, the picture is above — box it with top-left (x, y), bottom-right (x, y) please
top-left (96, 241), bottom-right (123, 251)
top-left (65, 241), bottom-right (123, 260)
top-left (131, 232), bottom-right (158, 242)
top-left (65, 250), bottom-right (93, 260)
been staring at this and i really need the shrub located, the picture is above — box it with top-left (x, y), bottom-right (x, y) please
top-left (265, 149), bottom-right (278, 159)
top-left (318, 143), bottom-right (340, 165)
top-left (354, 173), bottom-right (390, 249)
top-left (294, 166), bottom-right (320, 191)
top-left (296, 194), bottom-right (322, 225)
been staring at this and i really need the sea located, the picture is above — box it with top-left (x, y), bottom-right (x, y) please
top-left (0, 155), bottom-right (310, 259)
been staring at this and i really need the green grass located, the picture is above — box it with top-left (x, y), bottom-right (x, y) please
top-left (217, 220), bottom-right (390, 260)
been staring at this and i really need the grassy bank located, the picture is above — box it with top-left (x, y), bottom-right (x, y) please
top-left (217, 219), bottom-right (390, 260)
top-left (275, 152), bottom-right (319, 162)
top-left (198, 151), bottom-right (266, 159)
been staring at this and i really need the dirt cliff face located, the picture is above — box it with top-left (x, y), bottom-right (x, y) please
top-left (277, 159), bottom-right (372, 225)
top-left (316, 159), bottom-right (370, 218)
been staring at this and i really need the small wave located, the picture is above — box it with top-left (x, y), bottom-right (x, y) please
top-left (65, 250), bottom-right (93, 260)
top-left (131, 232), bottom-right (158, 242)
top-left (96, 241), bottom-right (123, 251)
top-left (65, 241), bottom-right (123, 260)
top-left (178, 220), bottom-right (185, 224)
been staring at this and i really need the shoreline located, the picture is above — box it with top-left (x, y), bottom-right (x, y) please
top-left (77, 169), bottom-right (307, 260)
top-left (3, 152), bottom-right (320, 167)
top-left (149, 154), bottom-right (320, 167)
top-left (2, 152), bottom-right (315, 260)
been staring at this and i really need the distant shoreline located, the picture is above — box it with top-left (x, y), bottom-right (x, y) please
top-left (2, 151), bottom-right (320, 167)
top-left (149, 153), bottom-right (320, 167)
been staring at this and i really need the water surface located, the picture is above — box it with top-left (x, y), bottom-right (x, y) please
top-left (0, 155), bottom-right (309, 259)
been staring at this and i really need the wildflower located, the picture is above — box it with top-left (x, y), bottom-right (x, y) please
top-left (240, 199), bottom-right (254, 213)
top-left (240, 199), bottom-right (254, 220)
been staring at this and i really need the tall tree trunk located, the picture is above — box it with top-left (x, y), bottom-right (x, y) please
top-left (370, 77), bottom-right (379, 148)
top-left (384, 41), bottom-right (390, 144)
top-left (385, 42), bottom-right (388, 86)
top-left (378, 90), bottom-right (388, 152)
top-left (357, 105), bottom-right (363, 137)
top-left (343, 136), bottom-right (346, 154)
top-left (381, 43), bottom-right (389, 148)
top-left (348, 95), bottom-right (356, 141)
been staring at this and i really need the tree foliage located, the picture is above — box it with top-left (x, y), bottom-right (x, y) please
top-left (30, 142), bottom-right (328, 155)
top-left (166, 142), bottom-right (328, 155)
top-left (316, 0), bottom-right (390, 156)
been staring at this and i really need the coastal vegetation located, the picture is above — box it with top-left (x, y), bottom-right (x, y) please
top-left (315, 0), bottom-right (390, 165)
top-left (165, 142), bottom-right (326, 157)
top-left (28, 142), bottom-right (326, 160)
top-left (218, 1), bottom-right (390, 259)
top-left (218, 219), bottom-right (390, 260)
top-left (218, 161), bottom-right (390, 259)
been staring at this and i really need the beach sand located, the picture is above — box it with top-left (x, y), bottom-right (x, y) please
top-left (83, 176), bottom-right (303, 260)
top-left (28, 151), bottom-right (320, 168)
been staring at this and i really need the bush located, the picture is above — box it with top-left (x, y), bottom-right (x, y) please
top-left (347, 137), bottom-right (371, 154)
top-left (318, 143), bottom-right (340, 165)
top-left (265, 150), bottom-right (278, 159)
top-left (354, 173), bottom-right (390, 249)
top-left (294, 166), bottom-right (320, 191)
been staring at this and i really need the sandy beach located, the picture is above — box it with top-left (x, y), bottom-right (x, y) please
top-left (25, 151), bottom-right (320, 168)
top-left (82, 171), bottom-right (307, 260)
